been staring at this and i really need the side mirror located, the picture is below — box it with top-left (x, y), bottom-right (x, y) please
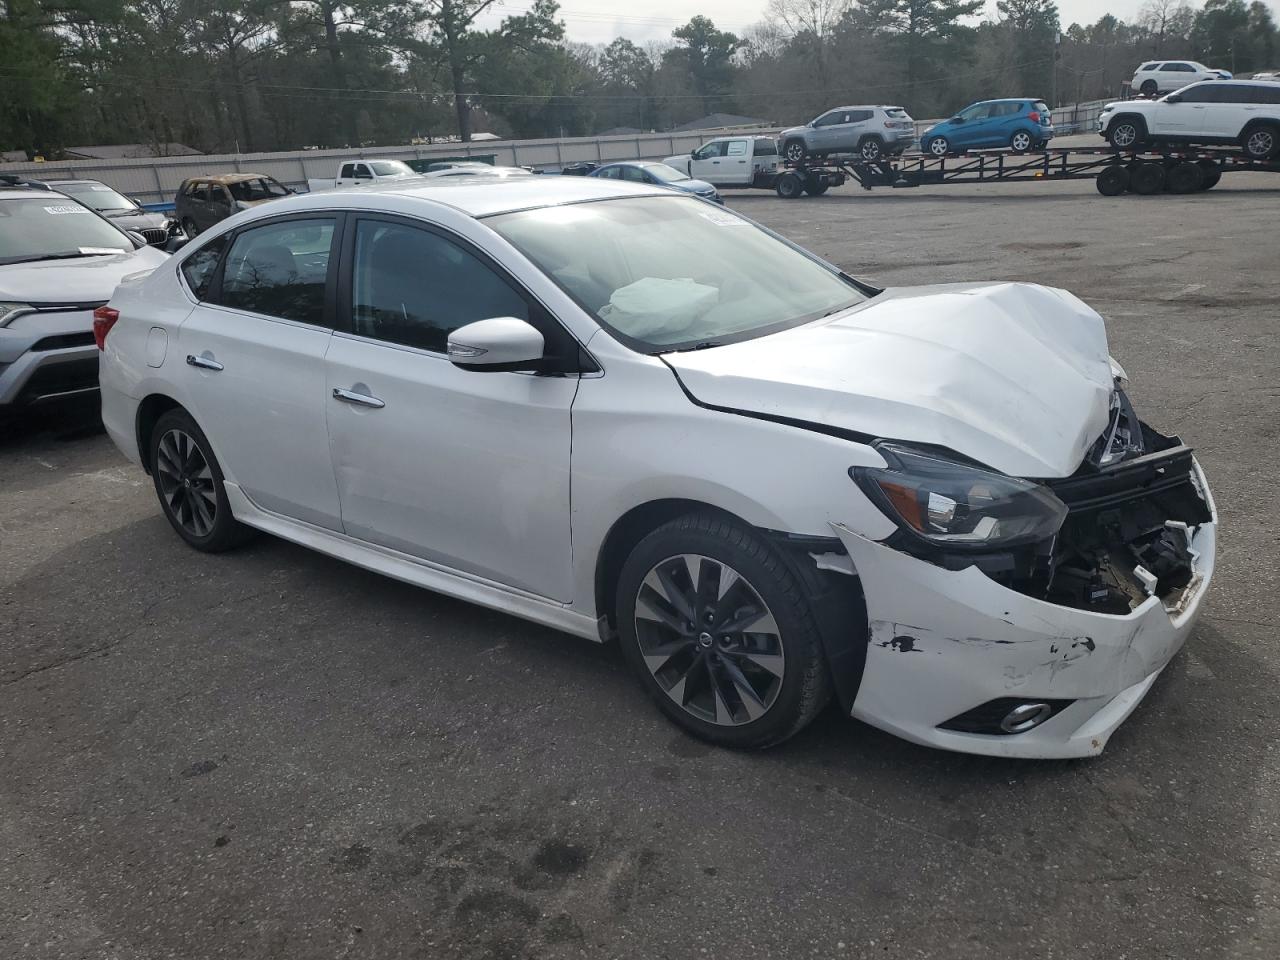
top-left (126, 230), bottom-right (148, 248)
top-left (1166, 94), bottom-right (1182, 103)
top-left (164, 235), bottom-right (189, 254)
top-left (951, 116), bottom-right (964, 123)
top-left (447, 317), bottom-right (545, 371)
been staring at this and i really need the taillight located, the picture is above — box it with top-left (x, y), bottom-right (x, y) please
top-left (1028, 111), bottom-right (1041, 123)
top-left (92, 305), bottom-right (119, 350)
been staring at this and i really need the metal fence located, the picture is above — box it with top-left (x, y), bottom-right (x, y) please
top-left (0, 99), bottom-right (1113, 205)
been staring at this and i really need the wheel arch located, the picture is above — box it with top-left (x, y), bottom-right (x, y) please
top-left (593, 497), bottom-right (869, 712)
top-left (1107, 112), bottom-right (1148, 136)
top-left (135, 393), bottom-right (184, 474)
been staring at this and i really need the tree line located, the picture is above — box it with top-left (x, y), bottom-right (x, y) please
top-left (1, 0), bottom-right (1277, 158)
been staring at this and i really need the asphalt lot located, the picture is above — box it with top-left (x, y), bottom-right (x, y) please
top-left (3, 173), bottom-right (1279, 960)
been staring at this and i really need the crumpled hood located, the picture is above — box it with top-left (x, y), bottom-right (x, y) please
top-left (105, 209), bottom-right (170, 231)
top-left (0, 246), bottom-right (169, 305)
top-left (664, 282), bottom-right (1116, 479)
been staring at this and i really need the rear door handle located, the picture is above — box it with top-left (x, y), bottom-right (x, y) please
top-left (332, 387), bottom-right (385, 409)
top-left (186, 354), bottom-right (223, 371)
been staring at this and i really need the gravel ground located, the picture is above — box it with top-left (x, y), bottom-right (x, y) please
top-left (2, 171), bottom-right (1278, 960)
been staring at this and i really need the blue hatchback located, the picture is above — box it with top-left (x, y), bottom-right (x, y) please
top-left (919, 99), bottom-right (1054, 156)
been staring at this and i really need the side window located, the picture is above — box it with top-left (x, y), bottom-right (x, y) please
top-left (180, 236), bottom-right (227, 300)
top-left (1259, 85), bottom-right (1280, 105)
top-left (813, 111), bottom-right (841, 127)
top-left (1139, 62), bottom-right (1158, 72)
top-left (958, 104), bottom-right (988, 121)
top-left (217, 218), bottom-right (336, 323)
top-left (1164, 62), bottom-right (1193, 72)
top-left (212, 187), bottom-right (233, 209)
top-left (620, 166), bottom-right (647, 182)
top-left (1178, 85), bottom-right (1214, 103)
top-left (696, 141), bottom-right (727, 159)
top-left (725, 140), bottom-right (748, 156)
top-left (340, 163), bottom-right (356, 179)
top-left (753, 138), bottom-right (778, 156)
top-left (351, 220), bottom-right (529, 353)
top-left (849, 110), bottom-right (873, 123)
top-left (353, 164), bottom-right (371, 179)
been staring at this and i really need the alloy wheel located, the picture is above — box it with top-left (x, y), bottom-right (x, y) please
top-left (633, 554), bottom-right (785, 727)
top-left (1247, 129), bottom-right (1274, 158)
top-left (1112, 124), bottom-right (1137, 148)
top-left (929, 138), bottom-right (949, 157)
top-left (156, 428), bottom-right (217, 538)
top-left (785, 142), bottom-right (805, 163)
top-left (1011, 132), bottom-right (1032, 151)
top-left (860, 140), bottom-right (882, 161)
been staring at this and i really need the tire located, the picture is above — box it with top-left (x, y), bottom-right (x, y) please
top-left (1096, 165), bottom-right (1129, 196)
top-left (803, 174), bottom-right (829, 196)
top-left (1241, 123), bottom-right (1279, 160)
top-left (858, 136), bottom-right (884, 162)
top-left (615, 513), bottom-right (833, 749)
top-left (1198, 159), bottom-right (1222, 190)
top-left (181, 217), bottom-right (199, 237)
top-left (775, 171), bottom-right (805, 199)
top-left (149, 408), bottom-right (255, 553)
top-left (1166, 160), bottom-right (1204, 194)
top-left (1009, 129), bottom-right (1034, 153)
top-left (926, 136), bottom-right (950, 157)
top-left (1140, 80), bottom-right (1158, 96)
top-left (783, 139), bottom-right (807, 164)
top-left (1129, 161), bottom-right (1166, 195)
top-left (1107, 117), bottom-right (1145, 151)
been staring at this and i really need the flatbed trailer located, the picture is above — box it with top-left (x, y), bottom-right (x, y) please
top-left (773, 145), bottom-right (1280, 198)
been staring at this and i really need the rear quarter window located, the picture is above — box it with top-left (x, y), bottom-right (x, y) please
top-left (753, 139), bottom-right (778, 156)
top-left (180, 236), bottom-right (227, 300)
top-left (884, 108), bottom-right (909, 118)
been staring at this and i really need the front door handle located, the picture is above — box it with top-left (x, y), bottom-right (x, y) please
top-left (332, 386), bottom-right (385, 409)
top-left (186, 354), bottom-right (223, 371)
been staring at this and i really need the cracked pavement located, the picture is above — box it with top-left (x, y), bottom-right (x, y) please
top-left (2, 174), bottom-right (1278, 959)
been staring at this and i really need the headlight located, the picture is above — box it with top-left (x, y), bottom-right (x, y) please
top-left (0, 302), bottom-right (34, 326)
top-left (851, 443), bottom-right (1067, 550)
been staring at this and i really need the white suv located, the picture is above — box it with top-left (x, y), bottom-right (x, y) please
top-left (1130, 60), bottom-right (1231, 96)
top-left (1099, 80), bottom-right (1280, 158)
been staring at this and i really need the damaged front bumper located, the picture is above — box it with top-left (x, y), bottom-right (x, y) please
top-left (830, 458), bottom-right (1217, 759)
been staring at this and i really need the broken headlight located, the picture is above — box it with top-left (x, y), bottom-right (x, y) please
top-left (852, 443), bottom-right (1068, 550)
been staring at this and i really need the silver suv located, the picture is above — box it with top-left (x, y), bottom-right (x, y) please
top-left (0, 184), bottom-right (167, 410)
top-left (779, 105), bottom-right (916, 163)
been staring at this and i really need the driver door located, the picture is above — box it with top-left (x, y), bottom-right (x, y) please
top-left (323, 214), bottom-right (579, 601)
top-left (688, 141), bottom-right (727, 182)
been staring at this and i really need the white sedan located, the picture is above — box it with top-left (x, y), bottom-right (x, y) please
top-left (96, 177), bottom-right (1216, 758)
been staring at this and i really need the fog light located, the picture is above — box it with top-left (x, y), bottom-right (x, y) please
top-left (1000, 702), bottom-right (1053, 733)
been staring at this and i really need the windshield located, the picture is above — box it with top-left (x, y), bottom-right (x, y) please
top-left (370, 160), bottom-right (414, 177)
top-left (0, 198), bottom-right (131, 263)
top-left (54, 182), bottom-right (137, 213)
top-left (645, 164), bottom-right (690, 184)
top-left (488, 196), bottom-right (865, 351)
top-left (227, 177), bottom-right (289, 201)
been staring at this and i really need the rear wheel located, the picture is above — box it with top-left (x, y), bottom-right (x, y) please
top-left (1166, 160), bottom-right (1204, 194)
top-left (775, 171), bottom-right (805, 199)
top-left (1009, 129), bottom-right (1034, 153)
top-left (150, 408), bottom-right (254, 552)
top-left (1140, 79), bottom-right (1158, 96)
top-left (1241, 123), bottom-right (1279, 160)
top-left (1107, 118), bottom-right (1145, 150)
top-left (1096, 165), bottom-right (1130, 196)
top-left (1129, 161), bottom-right (1166, 195)
top-left (858, 136), bottom-right (884, 162)
top-left (616, 513), bottom-right (832, 749)
top-left (783, 139), bottom-right (807, 164)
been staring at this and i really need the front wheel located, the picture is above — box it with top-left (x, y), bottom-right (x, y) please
top-left (1241, 123), bottom-right (1279, 160)
top-left (616, 513), bottom-right (832, 749)
top-left (150, 408), bottom-right (255, 552)
top-left (1107, 119), bottom-right (1144, 150)
top-left (927, 136), bottom-right (950, 157)
top-left (783, 139), bottom-right (807, 164)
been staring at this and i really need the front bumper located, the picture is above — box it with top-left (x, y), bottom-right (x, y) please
top-left (830, 462), bottom-right (1217, 759)
top-left (0, 309), bottom-right (100, 407)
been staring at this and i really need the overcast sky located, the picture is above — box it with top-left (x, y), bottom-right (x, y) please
top-left (478, 0), bottom-right (1161, 46)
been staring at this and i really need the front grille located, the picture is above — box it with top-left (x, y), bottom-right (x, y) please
top-left (17, 357), bottom-right (100, 404)
top-left (139, 227), bottom-right (168, 246)
top-left (30, 332), bottom-right (95, 351)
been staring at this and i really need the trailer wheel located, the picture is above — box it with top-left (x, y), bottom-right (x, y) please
top-left (1096, 166), bottom-right (1129, 197)
top-left (776, 171), bottom-right (806, 199)
top-left (1166, 161), bottom-right (1204, 194)
top-left (1130, 161), bottom-right (1166, 195)
top-left (803, 175), bottom-right (829, 196)
top-left (1197, 160), bottom-right (1222, 190)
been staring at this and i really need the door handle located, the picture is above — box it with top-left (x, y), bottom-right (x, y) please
top-left (186, 354), bottom-right (223, 371)
top-left (332, 387), bottom-right (385, 409)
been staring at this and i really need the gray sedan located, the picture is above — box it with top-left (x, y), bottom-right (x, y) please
top-left (589, 161), bottom-right (722, 203)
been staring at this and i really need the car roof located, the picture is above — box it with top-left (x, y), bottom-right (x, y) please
top-left (0, 187), bottom-right (59, 201)
top-left (186, 173), bottom-right (275, 184)
top-left (254, 176), bottom-right (670, 219)
top-left (44, 178), bottom-right (106, 185)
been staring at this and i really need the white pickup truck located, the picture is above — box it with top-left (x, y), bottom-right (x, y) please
top-left (306, 158), bottom-right (421, 193)
top-left (663, 135), bottom-right (781, 188)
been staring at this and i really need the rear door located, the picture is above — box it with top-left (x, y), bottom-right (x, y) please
top-left (1159, 62), bottom-right (1197, 91)
top-left (323, 214), bottom-right (579, 600)
top-left (177, 214), bottom-right (344, 529)
top-left (720, 139), bottom-right (752, 184)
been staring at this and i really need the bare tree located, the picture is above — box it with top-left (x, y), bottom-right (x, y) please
top-left (1138, 0), bottom-right (1194, 56)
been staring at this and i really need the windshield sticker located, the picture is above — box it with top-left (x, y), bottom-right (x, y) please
top-left (697, 208), bottom-right (747, 226)
top-left (78, 246), bottom-right (125, 254)
top-left (44, 204), bottom-right (91, 215)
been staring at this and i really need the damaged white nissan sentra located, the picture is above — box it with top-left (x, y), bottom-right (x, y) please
top-left (98, 177), bottom-right (1216, 758)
